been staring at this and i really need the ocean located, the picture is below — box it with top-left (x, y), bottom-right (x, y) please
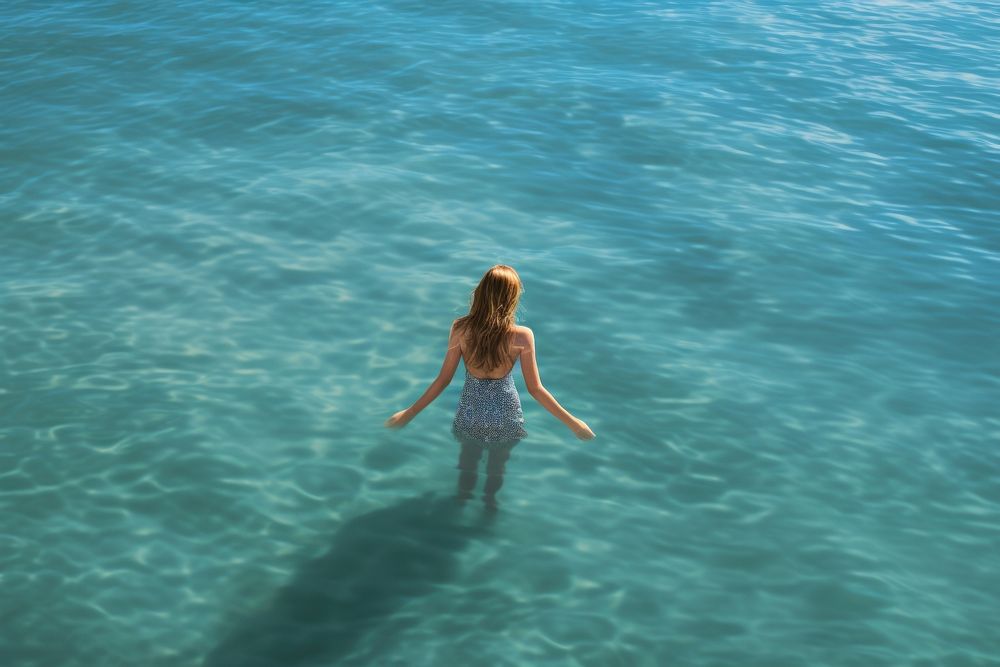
top-left (2, 1), bottom-right (998, 665)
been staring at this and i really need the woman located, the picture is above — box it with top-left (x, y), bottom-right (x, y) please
top-left (384, 264), bottom-right (595, 509)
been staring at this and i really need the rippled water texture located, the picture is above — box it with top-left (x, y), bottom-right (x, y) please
top-left (2, 1), bottom-right (999, 665)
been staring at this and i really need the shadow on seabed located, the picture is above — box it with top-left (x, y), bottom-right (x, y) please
top-left (202, 491), bottom-right (494, 667)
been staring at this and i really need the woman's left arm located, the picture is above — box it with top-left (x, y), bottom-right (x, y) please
top-left (385, 320), bottom-right (463, 428)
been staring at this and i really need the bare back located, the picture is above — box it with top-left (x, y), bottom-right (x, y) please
top-left (459, 325), bottom-right (540, 393)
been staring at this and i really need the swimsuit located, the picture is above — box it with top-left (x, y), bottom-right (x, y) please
top-left (451, 365), bottom-right (528, 449)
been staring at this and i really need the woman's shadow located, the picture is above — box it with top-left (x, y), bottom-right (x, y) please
top-left (202, 491), bottom-right (492, 667)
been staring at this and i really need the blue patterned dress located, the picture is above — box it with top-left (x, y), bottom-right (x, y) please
top-left (451, 366), bottom-right (528, 449)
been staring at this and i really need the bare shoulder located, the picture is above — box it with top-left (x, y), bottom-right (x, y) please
top-left (512, 324), bottom-right (534, 348)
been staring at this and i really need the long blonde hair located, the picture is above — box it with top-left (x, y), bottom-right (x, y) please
top-left (454, 265), bottom-right (523, 371)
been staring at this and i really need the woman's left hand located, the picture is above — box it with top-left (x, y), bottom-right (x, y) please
top-left (384, 410), bottom-right (410, 429)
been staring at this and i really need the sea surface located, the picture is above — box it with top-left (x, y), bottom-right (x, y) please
top-left (2, 1), bottom-right (999, 665)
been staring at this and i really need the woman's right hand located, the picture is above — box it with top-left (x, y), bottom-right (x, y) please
top-left (570, 418), bottom-right (595, 441)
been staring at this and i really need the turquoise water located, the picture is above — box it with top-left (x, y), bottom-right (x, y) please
top-left (2, 0), bottom-right (999, 665)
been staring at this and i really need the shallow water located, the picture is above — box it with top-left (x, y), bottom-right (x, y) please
top-left (2, 1), bottom-right (999, 665)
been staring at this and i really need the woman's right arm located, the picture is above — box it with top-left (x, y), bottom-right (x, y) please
top-left (519, 326), bottom-right (595, 441)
